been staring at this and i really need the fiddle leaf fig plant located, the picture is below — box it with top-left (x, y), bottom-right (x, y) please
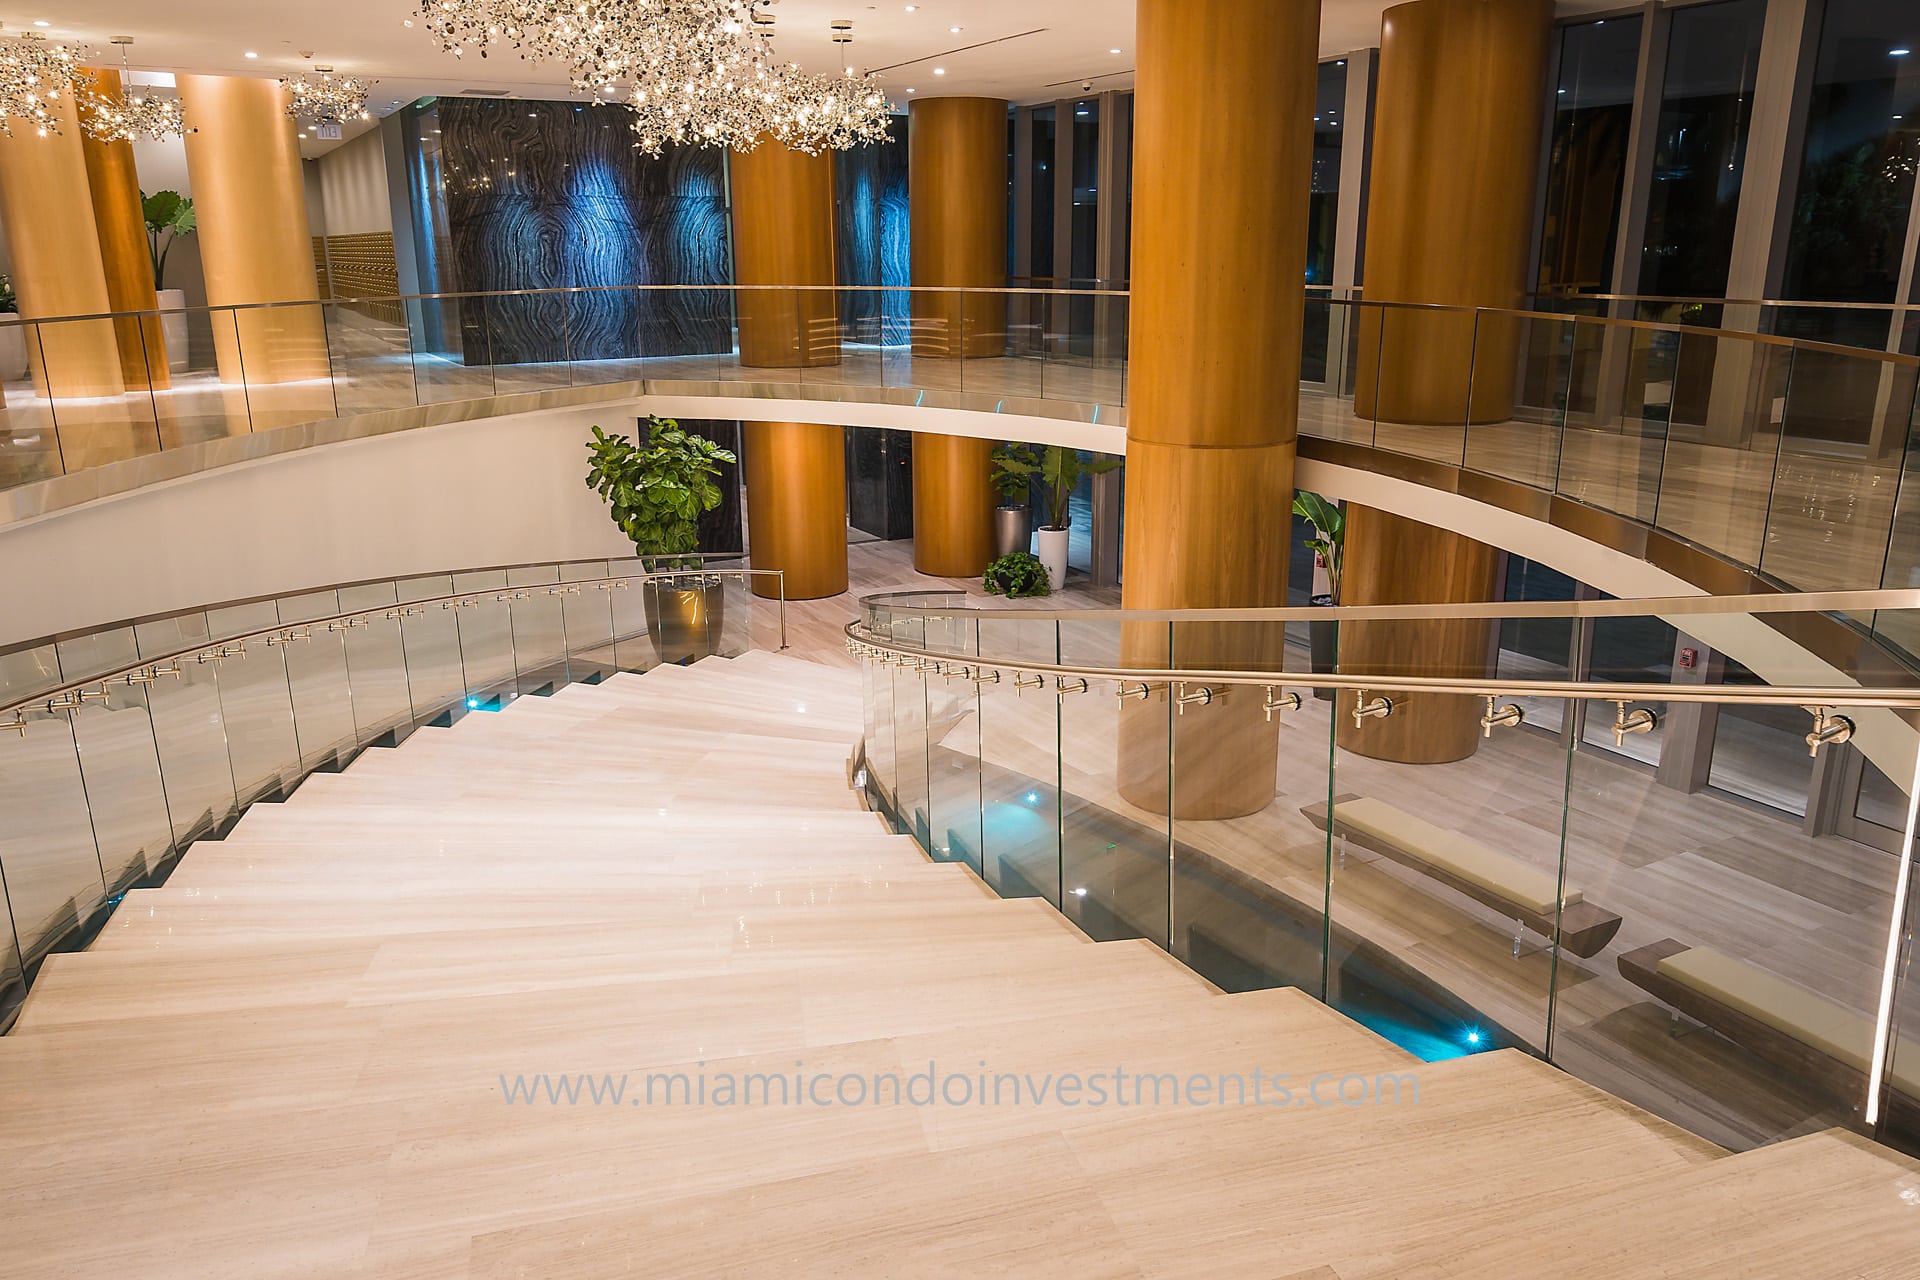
top-left (584, 417), bottom-right (736, 572)
top-left (990, 442), bottom-right (1040, 506)
top-left (1292, 490), bottom-right (1345, 603)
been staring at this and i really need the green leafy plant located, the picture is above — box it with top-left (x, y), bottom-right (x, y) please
top-left (141, 190), bottom-right (197, 292)
top-left (584, 417), bottom-right (737, 571)
top-left (983, 551), bottom-right (1052, 598)
top-left (990, 442), bottom-right (1039, 505)
top-left (0, 273), bottom-right (14, 315)
top-left (1292, 491), bottom-right (1345, 602)
top-left (996, 444), bottom-right (1121, 531)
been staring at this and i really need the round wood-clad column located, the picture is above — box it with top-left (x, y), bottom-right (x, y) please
top-left (179, 75), bottom-right (330, 391)
top-left (1116, 0), bottom-right (1320, 819)
top-left (729, 136), bottom-right (848, 599)
top-left (729, 137), bottom-right (839, 368)
top-left (0, 92), bottom-right (126, 402)
top-left (908, 96), bottom-right (1007, 577)
top-left (80, 68), bottom-right (170, 391)
top-left (1354, 0), bottom-right (1552, 425)
top-left (909, 433), bottom-right (996, 578)
top-left (743, 422), bottom-right (848, 601)
top-left (1336, 505), bottom-right (1502, 764)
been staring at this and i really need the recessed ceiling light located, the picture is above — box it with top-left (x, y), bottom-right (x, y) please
top-left (1336, 59), bottom-right (1345, 66)
top-left (933, 67), bottom-right (944, 75)
top-left (32, 20), bottom-right (50, 27)
top-left (949, 26), bottom-right (961, 33)
top-left (904, 4), bottom-right (916, 9)
top-left (1109, 48), bottom-right (1121, 54)
top-left (1892, 48), bottom-right (1912, 57)
top-left (845, 66), bottom-right (854, 74)
top-left (245, 50), bottom-right (258, 58)
top-left (906, 87), bottom-right (916, 93)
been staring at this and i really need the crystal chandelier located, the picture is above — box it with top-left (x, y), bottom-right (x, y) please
top-left (80, 38), bottom-right (188, 144)
top-left (413, 0), bottom-right (891, 155)
top-left (0, 24), bottom-right (88, 137)
top-left (281, 65), bottom-right (373, 127)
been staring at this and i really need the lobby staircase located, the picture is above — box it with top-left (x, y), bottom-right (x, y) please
top-left (1, 650), bottom-right (1915, 1277)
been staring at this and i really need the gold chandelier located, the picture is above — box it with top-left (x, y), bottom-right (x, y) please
top-left (0, 23), bottom-right (87, 137)
top-left (80, 38), bottom-right (188, 144)
top-left (281, 64), bottom-right (373, 127)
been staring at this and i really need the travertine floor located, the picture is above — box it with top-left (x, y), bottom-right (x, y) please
top-left (6, 646), bottom-right (1916, 1277)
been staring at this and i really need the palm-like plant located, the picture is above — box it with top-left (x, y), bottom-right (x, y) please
top-left (1292, 491), bottom-right (1344, 602)
top-left (141, 190), bottom-right (196, 292)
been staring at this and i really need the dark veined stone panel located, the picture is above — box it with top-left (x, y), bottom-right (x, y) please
top-left (431, 98), bottom-right (734, 367)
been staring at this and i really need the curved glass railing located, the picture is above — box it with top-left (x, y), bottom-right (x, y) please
top-left (847, 587), bottom-right (1920, 1155)
top-left (0, 555), bottom-right (784, 1018)
top-left (2, 284), bottom-right (1915, 606)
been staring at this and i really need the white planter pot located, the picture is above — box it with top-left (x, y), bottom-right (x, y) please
top-left (0, 323), bottom-right (26, 382)
top-left (1036, 526), bottom-right (1070, 594)
top-left (157, 288), bottom-right (189, 374)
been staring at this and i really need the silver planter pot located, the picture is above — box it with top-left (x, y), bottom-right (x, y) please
top-left (642, 576), bottom-right (727, 666)
top-left (993, 504), bottom-right (1033, 560)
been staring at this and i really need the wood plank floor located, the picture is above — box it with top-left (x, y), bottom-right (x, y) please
top-left (2, 646), bottom-right (1915, 1276)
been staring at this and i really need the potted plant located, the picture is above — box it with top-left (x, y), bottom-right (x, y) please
top-left (143, 189), bottom-right (195, 374)
top-left (983, 551), bottom-right (1051, 599)
top-left (0, 274), bottom-right (24, 382)
top-left (1293, 491), bottom-right (1344, 700)
top-left (584, 417), bottom-right (738, 666)
top-left (998, 444), bottom-right (1120, 592)
top-left (989, 442), bottom-right (1039, 559)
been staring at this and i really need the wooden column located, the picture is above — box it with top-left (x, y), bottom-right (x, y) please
top-left (729, 137), bottom-right (839, 368)
top-left (80, 68), bottom-right (170, 390)
top-left (1116, 0), bottom-right (1320, 819)
top-left (729, 136), bottom-right (847, 599)
top-left (743, 422), bottom-right (849, 601)
top-left (1353, 0), bottom-right (1552, 425)
top-left (908, 97), bottom-right (1007, 578)
top-left (0, 92), bottom-right (125, 402)
top-left (179, 75), bottom-right (330, 403)
top-left (1336, 504), bottom-right (1502, 764)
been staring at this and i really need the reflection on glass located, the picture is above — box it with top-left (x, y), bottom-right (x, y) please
top-left (1782, 0), bottom-right (1920, 349)
top-left (1537, 14), bottom-right (1643, 294)
top-left (1638, 0), bottom-right (1766, 298)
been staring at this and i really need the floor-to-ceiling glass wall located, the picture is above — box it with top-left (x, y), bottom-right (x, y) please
top-left (1536, 15), bottom-right (1644, 298)
top-left (1303, 60), bottom-right (1347, 384)
top-left (1780, 0), bottom-right (1920, 350)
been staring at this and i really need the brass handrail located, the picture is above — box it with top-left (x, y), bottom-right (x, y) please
top-left (1, 566), bottom-right (788, 720)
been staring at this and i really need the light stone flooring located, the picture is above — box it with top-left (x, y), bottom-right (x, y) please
top-left (3, 645), bottom-right (1917, 1276)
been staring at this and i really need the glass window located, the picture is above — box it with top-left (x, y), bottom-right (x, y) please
top-left (1029, 107), bottom-right (1056, 281)
top-left (1707, 658), bottom-right (1816, 816)
top-left (1638, 0), bottom-right (1768, 298)
top-left (1538, 15), bottom-right (1644, 294)
top-left (1781, 0), bottom-right (1920, 349)
top-left (1307, 61), bottom-right (1346, 288)
top-left (1070, 99), bottom-right (1100, 285)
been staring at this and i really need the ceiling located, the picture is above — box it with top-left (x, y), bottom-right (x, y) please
top-left (35, 1), bottom-right (1626, 155)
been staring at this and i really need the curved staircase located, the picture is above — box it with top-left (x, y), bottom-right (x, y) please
top-left (2, 651), bottom-right (1915, 1277)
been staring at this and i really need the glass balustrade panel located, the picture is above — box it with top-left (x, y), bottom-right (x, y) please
top-left (392, 575), bottom-right (466, 726)
top-left (1651, 332), bottom-right (1791, 570)
top-left (134, 612), bottom-right (241, 845)
top-left (0, 646), bottom-right (109, 961)
top-left (322, 299), bottom-right (418, 418)
top-left (504, 565), bottom-right (571, 693)
top-left (202, 601), bottom-right (303, 804)
top-left (0, 320), bottom-right (62, 488)
top-left (36, 313), bottom-right (163, 474)
top-left (336, 581), bottom-right (414, 746)
top-left (1558, 320), bottom-right (1670, 522)
top-left (232, 301), bottom-right (338, 434)
top-left (558, 561), bottom-right (617, 681)
top-left (449, 570), bottom-right (518, 711)
top-left (922, 613), bottom-right (983, 874)
top-left (274, 589), bottom-right (361, 771)
top-left (485, 292), bottom-right (572, 396)
top-left (1167, 619), bottom-right (1334, 998)
top-left (55, 628), bottom-right (175, 889)
top-left (974, 614), bottom-right (1067, 904)
top-left (406, 296), bottom-right (496, 405)
top-left (890, 613), bottom-right (931, 845)
top-left (1471, 314), bottom-right (1575, 491)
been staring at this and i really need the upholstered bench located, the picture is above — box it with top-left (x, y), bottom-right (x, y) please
top-left (1302, 794), bottom-right (1624, 958)
top-left (1618, 938), bottom-right (1920, 1105)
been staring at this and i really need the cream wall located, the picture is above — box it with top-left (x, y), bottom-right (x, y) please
top-left (316, 129), bottom-right (394, 237)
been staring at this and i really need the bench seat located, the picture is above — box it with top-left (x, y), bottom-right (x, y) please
top-left (1302, 794), bottom-right (1623, 959)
